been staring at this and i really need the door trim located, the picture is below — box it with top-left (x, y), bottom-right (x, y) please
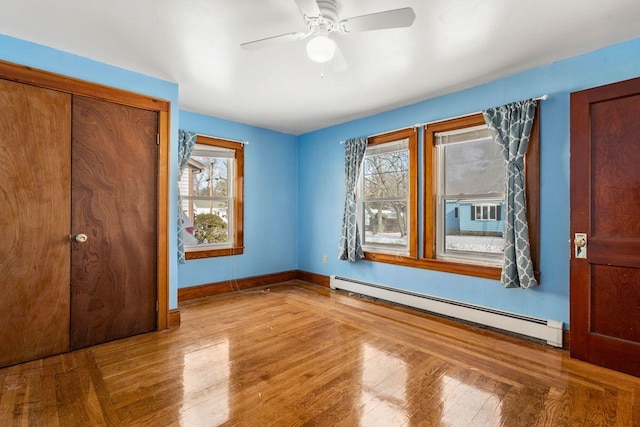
top-left (0, 60), bottom-right (170, 331)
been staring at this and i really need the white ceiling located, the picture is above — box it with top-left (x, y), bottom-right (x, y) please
top-left (1, 0), bottom-right (639, 135)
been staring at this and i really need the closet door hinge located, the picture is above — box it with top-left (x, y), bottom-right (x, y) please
top-left (156, 300), bottom-right (159, 312)
top-left (156, 134), bottom-right (160, 145)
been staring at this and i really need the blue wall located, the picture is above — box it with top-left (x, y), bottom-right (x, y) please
top-left (297, 37), bottom-right (640, 328)
top-left (177, 111), bottom-right (299, 288)
top-left (3, 31), bottom-right (640, 328)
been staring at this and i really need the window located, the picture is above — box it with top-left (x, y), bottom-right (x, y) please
top-left (434, 123), bottom-right (505, 265)
top-left (472, 204), bottom-right (501, 221)
top-left (424, 113), bottom-right (539, 279)
top-left (357, 128), bottom-right (418, 259)
top-left (180, 135), bottom-right (244, 259)
top-left (348, 111), bottom-right (539, 280)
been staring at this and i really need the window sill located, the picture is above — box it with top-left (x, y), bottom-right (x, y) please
top-left (363, 251), bottom-right (501, 280)
top-left (185, 247), bottom-right (244, 260)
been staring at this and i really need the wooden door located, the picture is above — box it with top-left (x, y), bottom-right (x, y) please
top-left (70, 96), bottom-right (158, 350)
top-left (0, 79), bottom-right (71, 367)
top-left (570, 77), bottom-right (640, 377)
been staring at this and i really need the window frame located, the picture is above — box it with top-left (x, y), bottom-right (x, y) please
top-left (184, 135), bottom-right (244, 260)
top-left (423, 111), bottom-right (540, 279)
top-left (360, 127), bottom-right (419, 261)
top-left (359, 109), bottom-right (540, 281)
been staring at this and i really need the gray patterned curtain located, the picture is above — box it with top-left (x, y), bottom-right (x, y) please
top-left (177, 129), bottom-right (197, 264)
top-left (483, 100), bottom-right (538, 288)
top-left (338, 137), bottom-right (368, 261)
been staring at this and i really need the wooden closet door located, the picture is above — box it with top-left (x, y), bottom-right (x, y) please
top-left (70, 96), bottom-right (158, 350)
top-left (0, 79), bottom-right (71, 367)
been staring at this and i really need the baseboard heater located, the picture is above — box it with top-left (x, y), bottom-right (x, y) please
top-left (330, 275), bottom-right (563, 347)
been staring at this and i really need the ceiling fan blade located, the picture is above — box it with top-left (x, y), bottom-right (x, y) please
top-left (295, 0), bottom-right (321, 17)
top-left (339, 7), bottom-right (416, 33)
top-left (241, 32), bottom-right (306, 51)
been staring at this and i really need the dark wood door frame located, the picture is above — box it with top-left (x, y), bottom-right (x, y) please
top-left (0, 60), bottom-right (171, 331)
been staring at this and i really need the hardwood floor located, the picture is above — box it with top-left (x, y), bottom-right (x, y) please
top-left (1, 280), bottom-right (639, 426)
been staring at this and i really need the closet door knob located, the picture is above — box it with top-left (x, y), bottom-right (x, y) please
top-left (75, 233), bottom-right (88, 243)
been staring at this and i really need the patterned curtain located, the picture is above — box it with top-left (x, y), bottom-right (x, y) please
top-left (338, 137), bottom-right (368, 262)
top-left (483, 100), bottom-right (538, 288)
top-left (177, 129), bottom-right (197, 264)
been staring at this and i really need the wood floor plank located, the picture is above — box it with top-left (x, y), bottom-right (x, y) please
top-left (1, 280), bottom-right (640, 426)
top-left (0, 372), bottom-right (21, 425)
top-left (54, 356), bottom-right (108, 426)
top-left (500, 384), bottom-right (547, 426)
top-left (467, 378), bottom-right (513, 427)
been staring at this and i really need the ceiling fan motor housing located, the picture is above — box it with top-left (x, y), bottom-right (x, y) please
top-left (316, 0), bottom-right (339, 24)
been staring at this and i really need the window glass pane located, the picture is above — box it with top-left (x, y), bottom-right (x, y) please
top-left (194, 209), bottom-right (229, 245)
top-left (437, 125), bottom-right (505, 264)
top-left (179, 142), bottom-right (235, 250)
top-left (362, 201), bottom-right (408, 249)
top-left (363, 149), bottom-right (409, 199)
top-left (441, 136), bottom-right (504, 196)
top-left (181, 199), bottom-right (231, 246)
top-left (190, 156), bottom-right (229, 198)
top-left (358, 137), bottom-right (411, 255)
top-left (442, 202), bottom-right (504, 257)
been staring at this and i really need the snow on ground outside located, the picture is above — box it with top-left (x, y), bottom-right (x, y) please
top-left (365, 232), bottom-right (504, 254)
top-left (445, 235), bottom-right (505, 254)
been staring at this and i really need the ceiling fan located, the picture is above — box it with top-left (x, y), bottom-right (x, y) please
top-left (240, 0), bottom-right (416, 66)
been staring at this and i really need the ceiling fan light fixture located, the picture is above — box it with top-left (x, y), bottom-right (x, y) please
top-left (306, 35), bottom-right (336, 63)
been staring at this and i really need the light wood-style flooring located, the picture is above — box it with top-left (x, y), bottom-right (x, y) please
top-left (1, 280), bottom-right (639, 426)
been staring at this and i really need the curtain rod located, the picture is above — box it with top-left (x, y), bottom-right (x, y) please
top-left (423, 94), bottom-right (548, 129)
top-left (339, 94), bottom-right (548, 144)
top-left (197, 133), bottom-right (249, 145)
top-left (340, 123), bottom-right (422, 144)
